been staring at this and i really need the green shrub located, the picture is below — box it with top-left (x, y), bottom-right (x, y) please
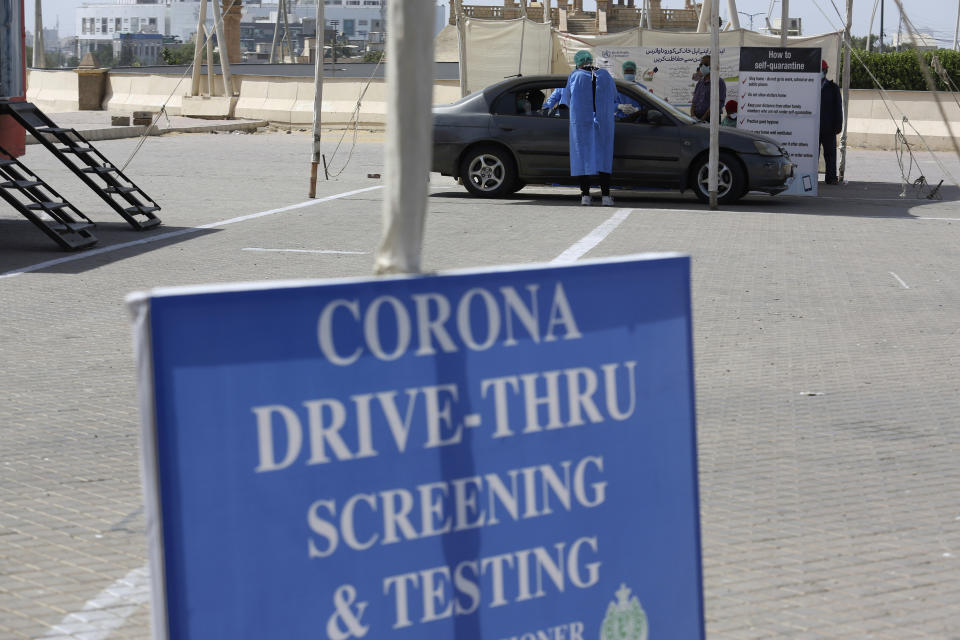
top-left (841, 49), bottom-right (960, 91)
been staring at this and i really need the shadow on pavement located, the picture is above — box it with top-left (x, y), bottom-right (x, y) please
top-left (0, 219), bottom-right (219, 275)
top-left (431, 179), bottom-right (958, 219)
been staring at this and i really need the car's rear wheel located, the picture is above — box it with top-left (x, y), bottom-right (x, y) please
top-left (692, 152), bottom-right (746, 204)
top-left (460, 145), bottom-right (518, 198)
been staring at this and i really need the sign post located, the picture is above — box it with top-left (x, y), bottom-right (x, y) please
top-left (738, 47), bottom-right (822, 196)
top-left (130, 254), bottom-right (704, 640)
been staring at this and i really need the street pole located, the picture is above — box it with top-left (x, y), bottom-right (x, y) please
top-left (309, 0), bottom-right (325, 198)
top-left (780, 0), bottom-right (788, 47)
top-left (739, 11), bottom-right (762, 31)
top-left (879, 0), bottom-right (884, 53)
top-left (373, 0), bottom-right (434, 275)
top-left (33, 0), bottom-right (44, 68)
top-left (708, 0), bottom-right (720, 209)
top-left (839, 0), bottom-right (852, 182)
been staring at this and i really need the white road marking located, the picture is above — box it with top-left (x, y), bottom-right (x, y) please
top-left (916, 217), bottom-right (960, 221)
top-left (36, 565), bottom-right (150, 640)
top-left (1, 186), bottom-right (384, 280)
top-left (552, 208), bottom-right (634, 263)
top-left (889, 272), bottom-right (911, 289)
top-left (242, 248), bottom-right (368, 255)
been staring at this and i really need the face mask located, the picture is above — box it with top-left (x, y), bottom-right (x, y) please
top-left (517, 100), bottom-right (531, 112)
top-left (624, 73), bottom-right (636, 83)
top-left (700, 65), bottom-right (710, 75)
top-left (728, 113), bottom-right (737, 120)
top-left (821, 71), bottom-right (826, 79)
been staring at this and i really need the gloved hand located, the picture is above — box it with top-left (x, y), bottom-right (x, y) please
top-left (617, 103), bottom-right (639, 115)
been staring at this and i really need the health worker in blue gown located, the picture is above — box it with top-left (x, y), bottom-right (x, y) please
top-left (563, 50), bottom-right (617, 206)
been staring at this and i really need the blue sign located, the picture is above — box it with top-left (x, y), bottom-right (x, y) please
top-left (131, 254), bottom-right (703, 640)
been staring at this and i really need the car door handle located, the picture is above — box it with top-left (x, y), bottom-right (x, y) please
top-left (499, 126), bottom-right (515, 132)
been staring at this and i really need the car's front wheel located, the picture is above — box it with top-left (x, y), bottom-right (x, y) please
top-left (691, 152), bottom-right (746, 204)
top-left (459, 145), bottom-right (518, 198)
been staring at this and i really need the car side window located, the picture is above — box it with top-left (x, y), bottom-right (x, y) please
top-left (617, 90), bottom-right (673, 126)
top-left (492, 88), bottom-right (553, 117)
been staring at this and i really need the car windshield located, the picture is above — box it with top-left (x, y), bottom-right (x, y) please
top-left (627, 86), bottom-right (697, 125)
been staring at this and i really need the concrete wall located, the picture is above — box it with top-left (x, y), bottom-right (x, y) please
top-left (846, 89), bottom-right (960, 151)
top-left (25, 69), bottom-right (80, 112)
top-left (25, 69), bottom-right (960, 150)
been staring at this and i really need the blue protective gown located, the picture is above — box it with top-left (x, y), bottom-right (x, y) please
top-left (563, 68), bottom-right (616, 176)
top-left (614, 90), bottom-right (644, 121)
top-left (544, 87), bottom-right (565, 111)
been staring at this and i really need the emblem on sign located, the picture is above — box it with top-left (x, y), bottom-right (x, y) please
top-left (600, 583), bottom-right (648, 640)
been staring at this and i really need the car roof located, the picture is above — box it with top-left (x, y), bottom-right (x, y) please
top-left (482, 73), bottom-right (640, 95)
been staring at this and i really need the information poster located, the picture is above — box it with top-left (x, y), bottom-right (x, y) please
top-left (738, 47), bottom-right (822, 196)
top-left (130, 255), bottom-right (704, 640)
top-left (595, 46), bottom-right (740, 107)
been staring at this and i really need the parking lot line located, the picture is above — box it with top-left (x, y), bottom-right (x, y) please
top-left (552, 208), bottom-right (634, 263)
top-left (0, 186), bottom-right (385, 280)
top-left (35, 565), bottom-right (150, 640)
top-left (889, 272), bottom-right (911, 289)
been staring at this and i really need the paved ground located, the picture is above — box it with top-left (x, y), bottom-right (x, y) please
top-left (1, 132), bottom-right (959, 639)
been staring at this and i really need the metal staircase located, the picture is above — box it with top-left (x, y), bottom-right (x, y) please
top-left (0, 100), bottom-right (161, 232)
top-left (0, 144), bottom-right (97, 250)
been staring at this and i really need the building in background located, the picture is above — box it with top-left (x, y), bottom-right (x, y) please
top-left (74, 0), bottom-right (444, 63)
top-left (449, 0), bottom-right (701, 34)
top-left (113, 31), bottom-right (165, 64)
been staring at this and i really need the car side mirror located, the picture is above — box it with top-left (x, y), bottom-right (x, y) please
top-left (647, 109), bottom-right (664, 125)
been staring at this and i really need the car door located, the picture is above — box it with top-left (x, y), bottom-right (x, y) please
top-left (489, 85), bottom-right (569, 180)
top-left (612, 91), bottom-right (685, 187)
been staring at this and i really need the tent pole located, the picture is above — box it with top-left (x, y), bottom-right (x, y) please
top-left (780, 0), bottom-right (788, 47)
top-left (954, 0), bottom-right (960, 50)
top-left (205, 24), bottom-right (215, 96)
top-left (33, 0), bottom-right (44, 68)
top-left (697, 0), bottom-right (710, 32)
top-left (190, 0), bottom-right (208, 96)
top-left (456, 0), bottom-right (469, 96)
top-left (867, 0), bottom-right (879, 51)
top-left (708, 0), bottom-right (720, 209)
top-left (727, 0), bottom-right (741, 29)
top-left (281, 0), bottom-right (294, 62)
top-left (374, 0), bottom-right (434, 275)
top-left (210, 0), bottom-right (232, 97)
top-left (309, 0), bottom-right (325, 197)
top-left (269, 0), bottom-right (282, 63)
top-left (839, 0), bottom-right (852, 182)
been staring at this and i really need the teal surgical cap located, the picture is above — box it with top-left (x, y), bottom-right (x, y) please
top-left (622, 60), bottom-right (637, 72)
top-left (574, 50), bottom-right (594, 67)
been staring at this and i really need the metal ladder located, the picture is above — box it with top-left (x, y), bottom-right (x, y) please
top-left (0, 144), bottom-right (98, 250)
top-left (0, 100), bottom-right (161, 230)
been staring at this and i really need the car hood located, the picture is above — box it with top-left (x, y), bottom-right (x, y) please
top-left (691, 122), bottom-right (787, 151)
